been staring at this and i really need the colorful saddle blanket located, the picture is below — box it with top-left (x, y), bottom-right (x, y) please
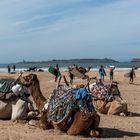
top-left (48, 86), bottom-right (77, 122)
top-left (48, 86), bottom-right (94, 122)
top-left (91, 83), bottom-right (111, 100)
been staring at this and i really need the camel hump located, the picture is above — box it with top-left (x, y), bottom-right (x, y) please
top-left (70, 68), bottom-right (85, 78)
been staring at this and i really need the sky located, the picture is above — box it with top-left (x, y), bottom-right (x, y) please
top-left (0, 0), bottom-right (140, 63)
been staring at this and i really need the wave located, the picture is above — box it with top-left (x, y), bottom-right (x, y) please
top-left (0, 67), bottom-right (136, 73)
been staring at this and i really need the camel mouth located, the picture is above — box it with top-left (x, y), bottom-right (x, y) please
top-left (16, 74), bottom-right (39, 87)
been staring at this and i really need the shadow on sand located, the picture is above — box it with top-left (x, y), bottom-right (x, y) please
top-left (130, 83), bottom-right (140, 86)
top-left (101, 128), bottom-right (140, 138)
top-left (129, 112), bottom-right (140, 117)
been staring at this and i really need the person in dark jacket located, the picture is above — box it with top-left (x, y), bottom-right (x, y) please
top-left (54, 64), bottom-right (60, 82)
top-left (99, 65), bottom-right (106, 82)
top-left (129, 67), bottom-right (136, 84)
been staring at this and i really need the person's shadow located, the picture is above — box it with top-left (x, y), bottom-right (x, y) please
top-left (101, 128), bottom-right (140, 138)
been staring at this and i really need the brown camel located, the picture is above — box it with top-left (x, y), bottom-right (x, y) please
top-left (78, 66), bottom-right (92, 74)
top-left (16, 73), bottom-right (101, 137)
top-left (89, 82), bottom-right (128, 116)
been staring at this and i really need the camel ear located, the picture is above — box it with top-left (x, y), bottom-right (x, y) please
top-left (30, 74), bottom-right (38, 82)
top-left (20, 71), bottom-right (23, 77)
top-left (30, 74), bottom-right (34, 81)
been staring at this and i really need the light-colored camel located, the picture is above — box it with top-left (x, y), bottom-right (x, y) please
top-left (16, 74), bottom-right (101, 137)
top-left (89, 82), bottom-right (128, 116)
top-left (0, 84), bottom-right (38, 121)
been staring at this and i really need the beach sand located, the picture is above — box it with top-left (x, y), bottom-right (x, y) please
top-left (0, 70), bottom-right (140, 140)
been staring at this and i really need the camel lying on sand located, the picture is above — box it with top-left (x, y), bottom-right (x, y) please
top-left (0, 82), bottom-right (38, 121)
top-left (16, 74), bottom-right (101, 137)
top-left (89, 81), bottom-right (128, 116)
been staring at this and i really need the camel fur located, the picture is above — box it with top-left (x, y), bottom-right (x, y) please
top-left (89, 81), bottom-right (128, 116)
top-left (0, 85), bottom-right (38, 121)
top-left (16, 74), bottom-right (101, 137)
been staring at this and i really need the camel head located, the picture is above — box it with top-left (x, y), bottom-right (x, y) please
top-left (16, 73), bottom-right (39, 87)
top-left (89, 82), bottom-right (97, 92)
top-left (110, 81), bottom-right (120, 96)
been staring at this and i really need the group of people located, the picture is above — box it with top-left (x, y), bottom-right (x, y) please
top-left (53, 64), bottom-right (136, 85)
top-left (99, 65), bottom-right (136, 84)
top-left (7, 65), bottom-right (16, 73)
top-left (99, 65), bottom-right (115, 82)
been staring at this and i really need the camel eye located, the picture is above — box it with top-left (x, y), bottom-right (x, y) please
top-left (24, 77), bottom-right (30, 82)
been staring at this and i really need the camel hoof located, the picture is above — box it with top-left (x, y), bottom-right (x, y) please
top-left (89, 130), bottom-right (100, 137)
top-left (120, 112), bottom-right (126, 116)
top-left (28, 120), bottom-right (39, 127)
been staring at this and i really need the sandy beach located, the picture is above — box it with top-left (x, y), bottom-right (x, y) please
top-left (0, 70), bottom-right (140, 140)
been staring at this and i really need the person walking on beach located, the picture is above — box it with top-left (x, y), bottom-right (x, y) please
top-left (129, 67), bottom-right (136, 84)
top-left (12, 65), bottom-right (16, 72)
top-left (68, 64), bottom-right (76, 84)
top-left (7, 65), bottom-right (11, 73)
top-left (99, 65), bottom-right (106, 82)
top-left (109, 66), bottom-right (115, 81)
top-left (54, 64), bottom-right (60, 82)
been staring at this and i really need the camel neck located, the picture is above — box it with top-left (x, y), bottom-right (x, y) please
top-left (30, 84), bottom-right (46, 111)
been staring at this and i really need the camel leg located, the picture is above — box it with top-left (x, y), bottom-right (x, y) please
top-left (107, 100), bottom-right (126, 115)
top-left (67, 111), bottom-right (100, 137)
top-left (11, 99), bottom-right (28, 120)
top-left (39, 111), bottom-right (54, 129)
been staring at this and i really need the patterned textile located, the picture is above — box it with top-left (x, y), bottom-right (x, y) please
top-left (48, 86), bottom-right (77, 122)
top-left (0, 78), bottom-right (15, 93)
top-left (72, 87), bottom-right (94, 113)
top-left (47, 86), bottom-right (94, 122)
top-left (91, 83), bottom-right (111, 100)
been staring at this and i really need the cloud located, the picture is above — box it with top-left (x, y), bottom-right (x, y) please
top-left (0, 0), bottom-right (140, 62)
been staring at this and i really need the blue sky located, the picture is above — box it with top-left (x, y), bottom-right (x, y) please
top-left (0, 0), bottom-right (140, 63)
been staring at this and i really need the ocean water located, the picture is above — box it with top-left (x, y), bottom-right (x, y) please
top-left (0, 62), bottom-right (139, 73)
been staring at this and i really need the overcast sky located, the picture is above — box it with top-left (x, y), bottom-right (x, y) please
top-left (0, 0), bottom-right (140, 63)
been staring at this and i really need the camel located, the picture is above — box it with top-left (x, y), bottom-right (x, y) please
top-left (24, 67), bottom-right (37, 72)
top-left (16, 73), bottom-right (101, 137)
top-left (0, 82), bottom-right (38, 121)
top-left (89, 81), bottom-right (128, 116)
top-left (78, 66), bottom-right (92, 74)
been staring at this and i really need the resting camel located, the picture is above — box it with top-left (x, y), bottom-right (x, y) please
top-left (0, 81), bottom-right (38, 120)
top-left (16, 73), bottom-right (101, 137)
top-left (89, 81), bottom-right (128, 116)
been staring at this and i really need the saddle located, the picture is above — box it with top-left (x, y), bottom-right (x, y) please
top-left (47, 86), bottom-right (95, 131)
top-left (48, 86), bottom-right (94, 122)
top-left (0, 78), bottom-right (16, 101)
top-left (91, 83), bottom-right (112, 101)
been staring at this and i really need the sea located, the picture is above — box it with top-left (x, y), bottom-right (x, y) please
top-left (0, 61), bottom-right (140, 73)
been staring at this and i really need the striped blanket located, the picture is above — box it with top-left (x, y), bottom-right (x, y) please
top-left (0, 78), bottom-right (15, 93)
top-left (47, 86), bottom-right (94, 123)
top-left (47, 86), bottom-right (77, 122)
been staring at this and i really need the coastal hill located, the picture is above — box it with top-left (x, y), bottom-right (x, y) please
top-left (131, 58), bottom-right (140, 62)
top-left (17, 58), bottom-right (118, 64)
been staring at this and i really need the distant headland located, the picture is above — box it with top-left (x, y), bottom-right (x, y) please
top-left (17, 58), bottom-right (118, 64)
top-left (131, 58), bottom-right (140, 62)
